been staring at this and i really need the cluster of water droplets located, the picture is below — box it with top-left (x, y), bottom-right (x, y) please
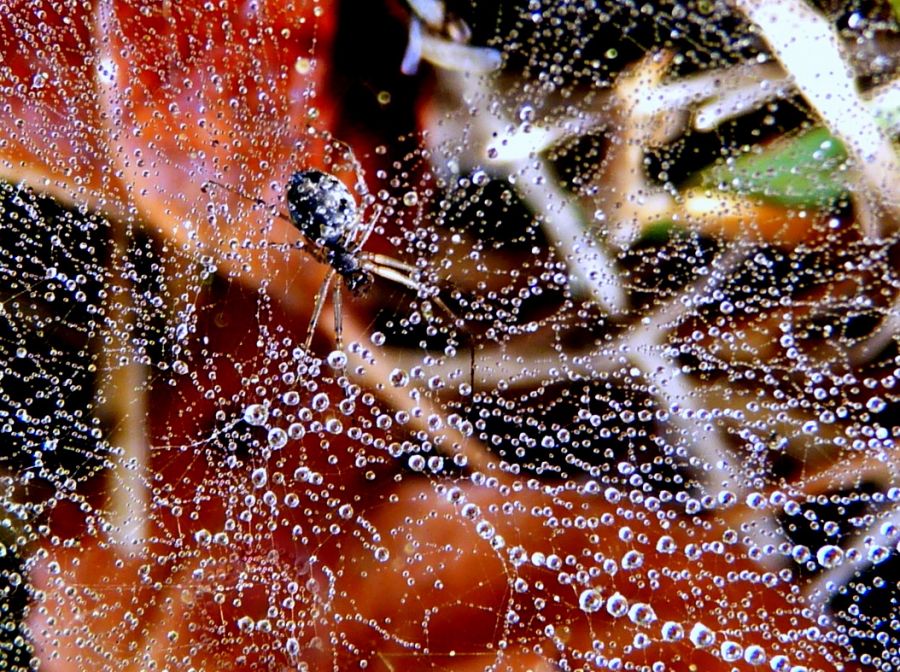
top-left (1, 0), bottom-right (899, 670)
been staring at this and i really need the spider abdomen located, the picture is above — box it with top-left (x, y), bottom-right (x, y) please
top-left (286, 169), bottom-right (358, 246)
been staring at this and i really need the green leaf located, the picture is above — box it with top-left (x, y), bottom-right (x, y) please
top-left (695, 127), bottom-right (850, 208)
top-left (637, 219), bottom-right (696, 244)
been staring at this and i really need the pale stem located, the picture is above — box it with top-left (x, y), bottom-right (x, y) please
top-left (513, 159), bottom-right (627, 313)
top-left (437, 71), bottom-right (628, 313)
top-left (389, 250), bottom-right (753, 498)
top-left (733, 0), bottom-right (900, 234)
top-left (407, 0), bottom-right (445, 27)
top-left (420, 33), bottom-right (503, 74)
top-left (631, 61), bottom-right (790, 131)
top-left (631, 346), bottom-right (739, 490)
top-left (596, 53), bottom-right (681, 250)
top-left (98, 227), bottom-right (150, 549)
top-left (342, 311), bottom-right (498, 474)
top-left (805, 505), bottom-right (900, 607)
top-left (850, 290), bottom-right (900, 365)
top-left (421, 249), bottom-right (746, 390)
top-left (867, 76), bottom-right (900, 136)
top-left (692, 72), bottom-right (791, 131)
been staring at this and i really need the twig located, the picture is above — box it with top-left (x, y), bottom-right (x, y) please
top-left (383, 248), bottom-right (751, 499)
top-left (341, 311), bottom-right (498, 474)
top-left (805, 504), bottom-right (900, 607)
top-left (97, 225), bottom-right (150, 550)
top-left (631, 61), bottom-right (791, 132)
top-left (850, 290), bottom-right (900, 365)
top-left (424, 70), bottom-right (627, 313)
top-left (732, 0), bottom-right (900, 234)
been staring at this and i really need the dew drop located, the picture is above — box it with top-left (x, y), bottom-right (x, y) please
top-left (389, 368), bottom-right (409, 387)
top-left (267, 427), bottom-right (288, 450)
top-left (251, 468), bottom-right (268, 489)
top-left (578, 588), bottom-right (603, 613)
top-left (243, 403), bottom-right (269, 426)
top-left (816, 544), bottom-right (843, 569)
top-left (326, 350), bottom-right (347, 370)
top-left (661, 621), bottom-right (684, 642)
top-left (689, 622), bottom-right (715, 648)
top-left (312, 392), bottom-right (330, 412)
top-left (605, 592), bottom-right (628, 618)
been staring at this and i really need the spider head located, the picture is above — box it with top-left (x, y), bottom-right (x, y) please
top-left (327, 248), bottom-right (372, 296)
top-left (344, 268), bottom-right (373, 296)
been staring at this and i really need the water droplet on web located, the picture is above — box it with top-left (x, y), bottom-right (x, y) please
top-left (816, 544), bottom-right (843, 569)
top-left (621, 550), bottom-right (643, 570)
top-left (656, 535), bottom-right (676, 554)
top-left (389, 368), bottom-right (409, 387)
top-left (743, 644), bottom-right (767, 665)
top-left (606, 592), bottom-right (628, 618)
top-left (578, 588), bottom-right (603, 613)
top-left (720, 640), bottom-right (743, 662)
top-left (867, 397), bottom-right (886, 413)
top-left (251, 468), bottom-right (268, 489)
top-left (243, 403), bottom-right (269, 426)
top-left (661, 621), bottom-right (684, 642)
top-left (311, 392), bottom-right (329, 412)
top-left (326, 350), bottom-right (347, 370)
top-left (517, 103), bottom-right (534, 122)
top-left (689, 622), bottom-right (716, 648)
top-left (776, 655), bottom-right (801, 672)
top-left (628, 602), bottom-right (656, 626)
top-left (267, 427), bottom-right (288, 450)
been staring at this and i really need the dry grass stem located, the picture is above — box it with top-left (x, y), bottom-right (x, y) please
top-left (733, 0), bottom-right (900, 233)
top-left (426, 70), bottom-right (627, 313)
top-left (343, 311), bottom-right (499, 474)
top-left (805, 504), bottom-right (900, 606)
top-left (97, 226), bottom-right (150, 549)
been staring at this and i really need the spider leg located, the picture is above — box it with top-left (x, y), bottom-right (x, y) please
top-left (333, 278), bottom-right (344, 356)
top-left (201, 179), bottom-right (310, 254)
top-left (362, 261), bottom-right (422, 293)
top-left (363, 251), bottom-right (419, 275)
top-left (364, 254), bottom-right (468, 332)
top-left (362, 260), bottom-right (476, 392)
top-left (350, 203), bottom-right (383, 252)
top-left (304, 269), bottom-right (337, 353)
top-left (331, 138), bottom-right (369, 197)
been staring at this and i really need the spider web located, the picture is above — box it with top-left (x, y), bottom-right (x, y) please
top-left (1, 1), bottom-right (899, 671)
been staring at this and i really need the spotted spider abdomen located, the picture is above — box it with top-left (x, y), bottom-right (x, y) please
top-left (286, 170), bottom-right (359, 247)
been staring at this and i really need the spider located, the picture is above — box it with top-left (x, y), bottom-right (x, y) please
top-left (203, 157), bottom-right (471, 380)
